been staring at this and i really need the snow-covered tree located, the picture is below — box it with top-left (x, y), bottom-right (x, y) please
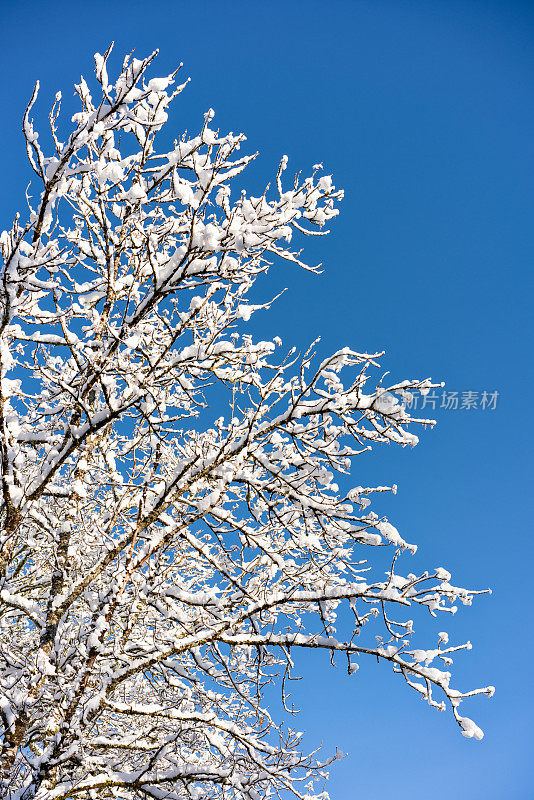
top-left (0, 46), bottom-right (493, 800)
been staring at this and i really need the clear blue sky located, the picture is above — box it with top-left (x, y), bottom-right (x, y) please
top-left (1, 1), bottom-right (532, 797)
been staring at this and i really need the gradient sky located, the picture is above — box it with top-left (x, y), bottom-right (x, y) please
top-left (1, 1), bottom-right (532, 798)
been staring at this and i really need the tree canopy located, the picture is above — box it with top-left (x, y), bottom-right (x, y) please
top-left (0, 47), bottom-right (493, 800)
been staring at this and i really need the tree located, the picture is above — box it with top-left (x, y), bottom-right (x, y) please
top-left (0, 46), bottom-right (493, 800)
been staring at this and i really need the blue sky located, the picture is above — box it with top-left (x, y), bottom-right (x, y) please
top-left (1, 1), bottom-right (532, 797)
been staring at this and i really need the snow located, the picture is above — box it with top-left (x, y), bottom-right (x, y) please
top-left (458, 716), bottom-right (484, 740)
top-left (0, 46), bottom-right (492, 799)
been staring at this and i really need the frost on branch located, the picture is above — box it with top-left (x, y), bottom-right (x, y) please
top-left (0, 46), bottom-right (492, 799)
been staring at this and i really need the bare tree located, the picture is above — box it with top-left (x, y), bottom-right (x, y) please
top-left (0, 46), bottom-right (493, 800)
